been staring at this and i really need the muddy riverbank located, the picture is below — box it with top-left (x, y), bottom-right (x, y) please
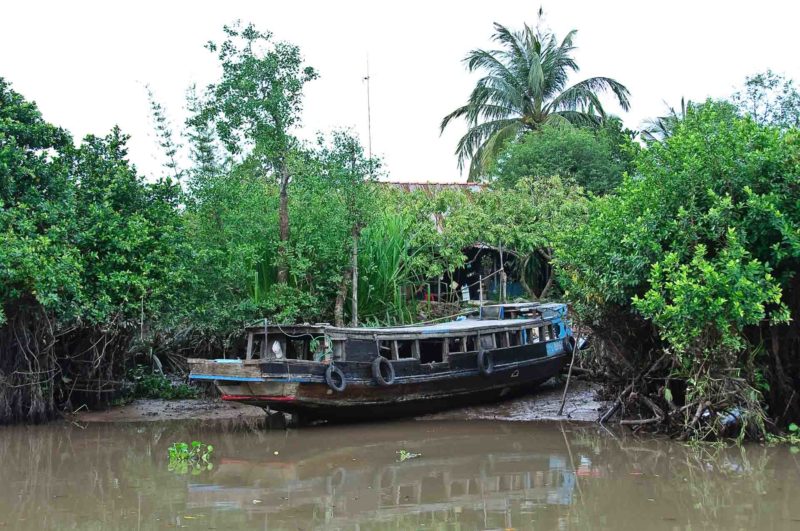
top-left (74, 398), bottom-right (266, 423)
top-left (74, 379), bottom-right (606, 424)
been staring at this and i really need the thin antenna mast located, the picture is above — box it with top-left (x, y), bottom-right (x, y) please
top-left (363, 56), bottom-right (373, 160)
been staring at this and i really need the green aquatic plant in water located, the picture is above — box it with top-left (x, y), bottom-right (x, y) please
top-left (396, 449), bottom-right (421, 462)
top-left (168, 441), bottom-right (214, 474)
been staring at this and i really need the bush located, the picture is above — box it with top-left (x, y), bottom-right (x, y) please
top-left (128, 365), bottom-right (198, 400)
top-left (555, 101), bottom-right (800, 438)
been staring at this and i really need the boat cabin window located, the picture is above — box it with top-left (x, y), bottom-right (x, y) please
top-left (479, 335), bottom-right (495, 349)
top-left (495, 332), bottom-right (508, 348)
top-left (466, 336), bottom-right (478, 351)
top-left (448, 337), bottom-right (465, 353)
top-left (419, 339), bottom-right (444, 364)
top-left (396, 340), bottom-right (415, 359)
top-left (376, 340), bottom-right (392, 358)
top-left (288, 339), bottom-right (310, 360)
top-left (247, 332), bottom-right (325, 361)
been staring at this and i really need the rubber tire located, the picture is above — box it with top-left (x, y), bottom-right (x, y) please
top-left (325, 364), bottom-right (347, 392)
top-left (371, 356), bottom-right (395, 386)
top-left (477, 349), bottom-right (494, 377)
top-left (563, 335), bottom-right (577, 353)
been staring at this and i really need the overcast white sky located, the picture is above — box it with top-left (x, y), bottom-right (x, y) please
top-left (2, 1), bottom-right (799, 182)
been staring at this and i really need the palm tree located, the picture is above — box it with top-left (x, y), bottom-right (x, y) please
top-left (441, 18), bottom-right (631, 180)
top-left (641, 97), bottom-right (691, 143)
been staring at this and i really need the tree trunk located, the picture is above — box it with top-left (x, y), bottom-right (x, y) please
top-left (518, 254), bottom-right (537, 300)
top-left (537, 248), bottom-right (554, 299)
top-left (277, 164), bottom-right (290, 284)
top-left (334, 272), bottom-right (350, 327)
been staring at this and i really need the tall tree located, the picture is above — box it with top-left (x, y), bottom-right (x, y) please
top-left (194, 22), bottom-right (318, 283)
top-left (310, 131), bottom-right (379, 326)
top-left (441, 15), bottom-right (630, 180)
top-left (731, 69), bottom-right (800, 129)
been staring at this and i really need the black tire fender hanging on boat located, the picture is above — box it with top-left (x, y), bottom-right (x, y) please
top-left (325, 364), bottom-right (347, 392)
top-left (371, 356), bottom-right (395, 386)
top-left (477, 349), bottom-right (494, 377)
top-left (563, 335), bottom-right (577, 353)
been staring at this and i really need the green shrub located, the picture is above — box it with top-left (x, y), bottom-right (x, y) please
top-left (129, 365), bottom-right (198, 400)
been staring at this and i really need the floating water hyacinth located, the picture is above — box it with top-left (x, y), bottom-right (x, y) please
top-left (168, 441), bottom-right (214, 475)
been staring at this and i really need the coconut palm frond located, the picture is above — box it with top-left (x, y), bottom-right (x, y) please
top-left (641, 97), bottom-right (691, 143)
top-left (442, 16), bottom-right (630, 180)
top-left (454, 118), bottom-right (520, 172)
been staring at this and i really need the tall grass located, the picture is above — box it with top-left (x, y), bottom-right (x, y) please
top-left (355, 213), bottom-right (424, 324)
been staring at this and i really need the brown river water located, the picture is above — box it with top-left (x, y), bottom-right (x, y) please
top-left (2, 418), bottom-right (800, 530)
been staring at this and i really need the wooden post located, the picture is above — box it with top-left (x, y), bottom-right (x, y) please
top-left (479, 275), bottom-right (484, 309)
top-left (498, 244), bottom-right (506, 302)
top-left (245, 333), bottom-right (254, 360)
top-left (351, 231), bottom-right (358, 327)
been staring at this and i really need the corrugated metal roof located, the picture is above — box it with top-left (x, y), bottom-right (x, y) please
top-left (379, 181), bottom-right (485, 193)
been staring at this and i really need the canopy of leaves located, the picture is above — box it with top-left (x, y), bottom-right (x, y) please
top-left (555, 101), bottom-right (799, 377)
top-left (731, 70), bottom-right (800, 129)
top-left (194, 21), bottom-right (318, 169)
top-left (1, 78), bottom-right (183, 326)
top-left (491, 119), bottom-right (637, 194)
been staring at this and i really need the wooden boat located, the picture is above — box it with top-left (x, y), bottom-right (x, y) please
top-left (188, 302), bottom-right (574, 421)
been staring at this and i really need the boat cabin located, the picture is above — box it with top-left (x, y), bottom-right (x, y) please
top-left (241, 317), bottom-right (564, 365)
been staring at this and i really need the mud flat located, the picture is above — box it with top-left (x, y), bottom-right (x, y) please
top-left (75, 398), bottom-right (265, 423)
top-left (421, 379), bottom-right (606, 422)
top-left (73, 378), bottom-right (605, 425)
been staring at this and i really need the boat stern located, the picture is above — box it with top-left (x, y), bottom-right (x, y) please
top-left (188, 358), bottom-right (298, 406)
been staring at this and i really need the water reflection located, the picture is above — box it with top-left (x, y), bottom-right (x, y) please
top-left (187, 423), bottom-right (578, 529)
top-left (0, 419), bottom-right (799, 529)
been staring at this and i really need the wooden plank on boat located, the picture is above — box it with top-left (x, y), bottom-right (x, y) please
top-left (186, 359), bottom-right (262, 378)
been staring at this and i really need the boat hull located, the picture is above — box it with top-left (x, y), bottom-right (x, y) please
top-left (191, 340), bottom-right (570, 422)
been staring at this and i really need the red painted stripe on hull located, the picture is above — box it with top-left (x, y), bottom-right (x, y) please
top-left (222, 394), bottom-right (295, 402)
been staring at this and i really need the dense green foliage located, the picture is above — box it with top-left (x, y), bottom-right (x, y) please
top-left (556, 101), bottom-right (800, 436)
top-left (441, 15), bottom-right (630, 179)
top-left (1, 78), bottom-right (183, 422)
top-left (491, 119), bottom-right (637, 194)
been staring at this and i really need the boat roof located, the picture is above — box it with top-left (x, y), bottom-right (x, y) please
top-left (244, 302), bottom-right (567, 339)
top-left (329, 318), bottom-right (541, 335)
top-left (245, 317), bottom-right (558, 340)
